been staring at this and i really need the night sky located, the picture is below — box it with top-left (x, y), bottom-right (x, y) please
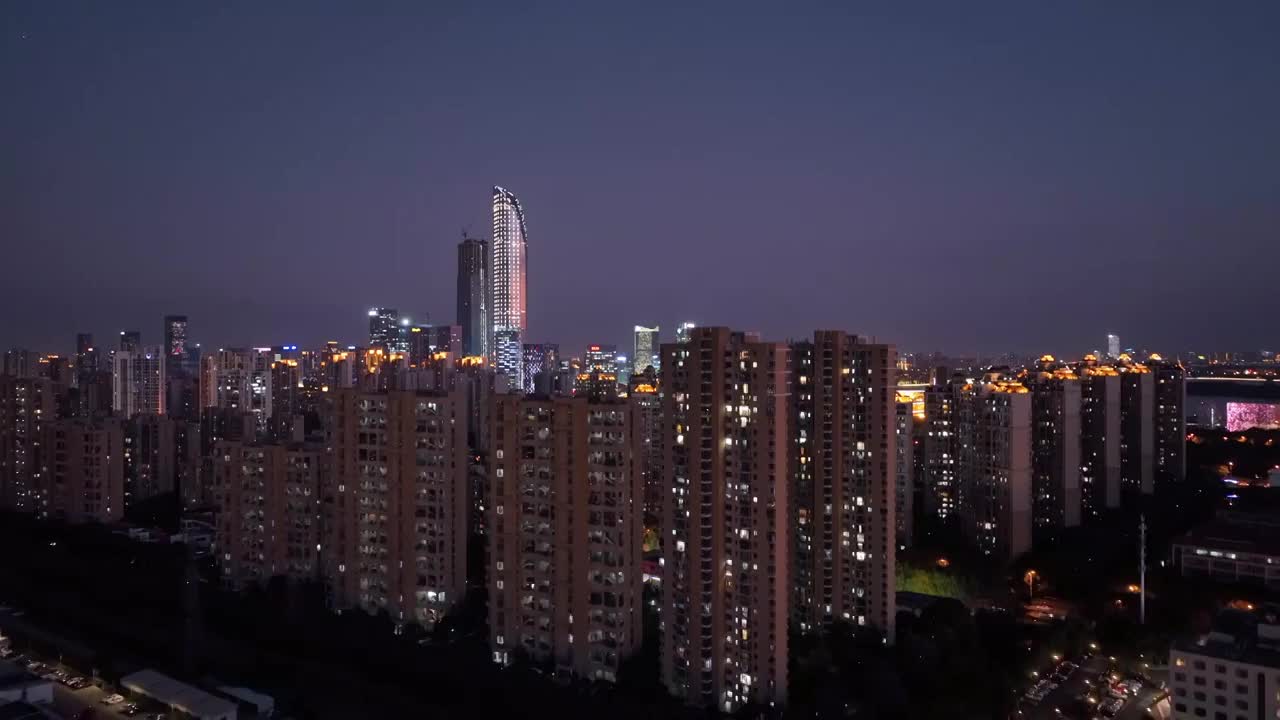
top-left (3, 2), bottom-right (1278, 358)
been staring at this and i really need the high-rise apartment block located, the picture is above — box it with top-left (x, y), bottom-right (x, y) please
top-left (1118, 358), bottom-right (1155, 500)
top-left (1078, 358), bottom-right (1121, 521)
top-left (923, 374), bottom-right (961, 522)
top-left (490, 187), bottom-right (529, 389)
top-left (325, 387), bottom-right (467, 629)
top-left (213, 440), bottom-right (323, 589)
top-left (457, 237), bottom-right (489, 359)
top-left (629, 368), bottom-right (663, 521)
top-left (660, 327), bottom-right (789, 711)
top-left (1025, 358), bottom-right (1081, 537)
top-left (44, 417), bottom-right (125, 524)
top-left (112, 347), bottom-right (165, 417)
top-left (955, 379), bottom-right (1032, 561)
top-left (1150, 355), bottom-right (1186, 487)
top-left (790, 331), bottom-right (896, 637)
top-left (487, 393), bottom-right (642, 681)
top-left (895, 394), bottom-right (914, 549)
top-left (0, 376), bottom-right (58, 513)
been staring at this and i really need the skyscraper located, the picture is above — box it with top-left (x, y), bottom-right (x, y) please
top-left (660, 327), bottom-right (789, 711)
top-left (675, 322), bottom-right (696, 344)
top-left (1118, 357), bottom-right (1155, 500)
top-left (633, 325), bottom-right (659, 375)
top-left (164, 315), bottom-right (188, 360)
top-left (490, 186), bottom-right (528, 389)
top-left (120, 330), bottom-right (141, 352)
top-left (790, 331), bottom-right (896, 637)
top-left (368, 308), bottom-right (401, 352)
top-left (1106, 333), bottom-right (1120, 359)
top-left (457, 236), bottom-right (488, 359)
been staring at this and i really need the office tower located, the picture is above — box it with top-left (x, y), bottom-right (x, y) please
top-left (44, 417), bottom-right (125, 524)
top-left (1149, 354), bottom-right (1186, 488)
top-left (120, 330), bottom-right (142, 352)
top-left (368, 308), bottom-right (401, 352)
top-left (1078, 357), bottom-right (1121, 521)
top-left (629, 368), bottom-right (663, 521)
top-left (213, 441), bottom-right (323, 588)
top-left (955, 378), bottom-right (1032, 561)
top-left (660, 327), bottom-right (789, 711)
top-left (490, 186), bottom-right (529, 389)
top-left (675, 322), bottom-right (696, 345)
top-left (164, 315), bottom-right (188, 361)
top-left (457, 236), bottom-right (489, 359)
top-left (584, 344), bottom-right (618, 374)
top-left (520, 343), bottom-right (559, 394)
top-left (895, 394), bottom-right (914, 549)
top-left (74, 333), bottom-right (97, 381)
top-left (923, 373), bottom-right (961, 522)
top-left (487, 392), bottom-right (642, 681)
top-left (1106, 333), bottom-right (1120, 359)
top-left (125, 414), bottom-right (177, 505)
top-left (409, 325), bottom-right (463, 366)
top-left (112, 347), bottom-right (165, 417)
top-left (0, 376), bottom-right (58, 513)
top-left (1118, 357), bottom-right (1155, 500)
top-left (790, 331), bottom-right (896, 636)
top-left (325, 387), bottom-right (467, 629)
top-left (1025, 358), bottom-right (1082, 538)
top-left (633, 326), bottom-right (659, 375)
top-left (615, 352), bottom-right (632, 388)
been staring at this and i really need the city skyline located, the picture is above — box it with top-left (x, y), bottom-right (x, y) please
top-left (4, 4), bottom-right (1279, 356)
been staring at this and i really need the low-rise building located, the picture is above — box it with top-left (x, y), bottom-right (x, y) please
top-left (1169, 605), bottom-right (1280, 720)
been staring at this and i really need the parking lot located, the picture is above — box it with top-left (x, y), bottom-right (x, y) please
top-left (1017, 654), bottom-right (1169, 720)
top-left (2, 634), bottom-right (166, 720)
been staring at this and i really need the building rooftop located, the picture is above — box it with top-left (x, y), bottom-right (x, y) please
top-left (1173, 606), bottom-right (1280, 669)
top-left (1173, 512), bottom-right (1280, 557)
top-left (121, 669), bottom-right (237, 720)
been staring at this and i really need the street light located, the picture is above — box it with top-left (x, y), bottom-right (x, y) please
top-left (1024, 569), bottom-right (1039, 601)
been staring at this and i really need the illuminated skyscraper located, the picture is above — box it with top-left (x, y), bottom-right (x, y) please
top-left (1106, 333), bottom-right (1120, 359)
top-left (164, 315), bottom-right (188, 360)
top-left (456, 236), bottom-right (488, 358)
top-left (490, 187), bottom-right (528, 389)
top-left (633, 326), bottom-right (659, 375)
top-left (119, 330), bottom-right (141, 352)
top-left (367, 308), bottom-right (401, 352)
top-left (675, 322), bottom-right (696, 344)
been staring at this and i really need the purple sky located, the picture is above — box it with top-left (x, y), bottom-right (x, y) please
top-left (3, 2), bottom-right (1278, 358)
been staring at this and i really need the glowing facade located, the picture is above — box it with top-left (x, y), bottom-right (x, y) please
top-left (490, 187), bottom-right (528, 389)
top-left (633, 325), bottom-right (659, 375)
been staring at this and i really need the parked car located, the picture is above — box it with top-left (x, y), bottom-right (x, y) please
top-left (101, 694), bottom-right (125, 706)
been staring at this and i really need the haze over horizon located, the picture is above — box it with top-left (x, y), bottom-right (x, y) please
top-left (3, 2), bottom-right (1278, 356)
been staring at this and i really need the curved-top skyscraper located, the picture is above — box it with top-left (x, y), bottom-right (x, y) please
top-left (490, 186), bottom-right (528, 389)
